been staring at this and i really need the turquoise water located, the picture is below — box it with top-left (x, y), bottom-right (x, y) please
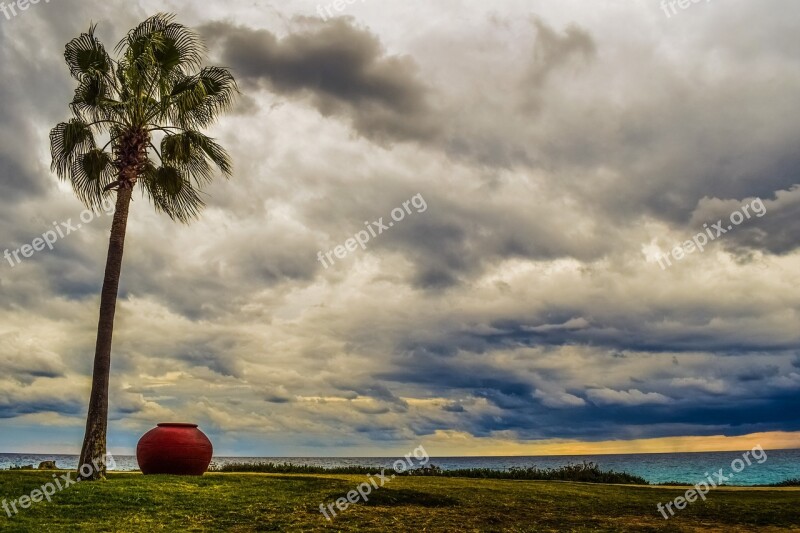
top-left (1, 449), bottom-right (798, 485)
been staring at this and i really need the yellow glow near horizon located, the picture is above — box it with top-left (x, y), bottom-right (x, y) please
top-left (421, 430), bottom-right (800, 456)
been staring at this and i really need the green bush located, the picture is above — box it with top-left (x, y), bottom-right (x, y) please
top-left (210, 460), bottom-right (649, 484)
top-left (770, 478), bottom-right (800, 487)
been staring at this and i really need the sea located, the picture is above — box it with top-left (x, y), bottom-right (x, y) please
top-left (1, 449), bottom-right (798, 486)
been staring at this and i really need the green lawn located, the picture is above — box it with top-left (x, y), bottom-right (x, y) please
top-left (1, 471), bottom-right (799, 532)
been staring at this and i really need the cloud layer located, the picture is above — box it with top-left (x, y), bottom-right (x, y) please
top-left (1, 0), bottom-right (799, 456)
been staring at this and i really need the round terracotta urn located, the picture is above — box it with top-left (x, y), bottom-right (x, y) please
top-left (136, 423), bottom-right (213, 476)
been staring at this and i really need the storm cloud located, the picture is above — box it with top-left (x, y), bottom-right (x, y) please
top-left (201, 18), bottom-right (440, 144)
top-left (0, 0), bottom-right (799, 456)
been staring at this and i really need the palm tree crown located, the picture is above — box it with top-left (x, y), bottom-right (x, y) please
top-left (51, 12), bottom-right (237, 221)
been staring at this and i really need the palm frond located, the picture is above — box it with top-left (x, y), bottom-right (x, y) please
top-left (50, 119), bottom-right (96, 178)
top-left (117, 13), bottom-right (204, 74)
top-left (70, 75), bottom-right (124, 125)
top-left (69, 149), bottom-right (116, 208)
top-left (161, 131), bottom-right (232, 186)
top-left (64, 24), bottom-right (113, 81)
top-left (165, 67), bottom-right (239, 128)
top-left (115, 63), bottom-right (133, 102)
top-left (140, 164), bottom-right (205, 223)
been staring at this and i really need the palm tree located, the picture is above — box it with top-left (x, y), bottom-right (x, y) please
top-left (50, 13), bottom-right (238, 480)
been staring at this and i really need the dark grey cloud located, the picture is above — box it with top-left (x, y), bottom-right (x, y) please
top-left (200, 18), bottom-right (439, 144)
top-left (332, 381), bottom-right (409, 412)
top-left (0, 28), bottom-right (60, 201)
top-left (0, 397), bottom-right (83, 419)
top-left (374, 347), bottom-right (800, 440)
top-left (688, 187), bottom-right (800, 256)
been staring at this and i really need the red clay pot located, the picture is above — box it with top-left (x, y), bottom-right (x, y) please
top-left (136, 423), bottom-right (213, 476)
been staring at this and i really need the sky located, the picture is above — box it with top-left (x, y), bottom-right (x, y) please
top-left (1, 0), bottom-right (800, 457)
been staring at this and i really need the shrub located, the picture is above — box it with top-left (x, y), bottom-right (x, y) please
top-left (210, 460), bottom-right (648, 484)
top-left (770, 478), bottom-right (800, 487)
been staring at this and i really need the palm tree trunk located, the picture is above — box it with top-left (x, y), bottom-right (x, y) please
top-left (77, 185), bottom-right (134, 480)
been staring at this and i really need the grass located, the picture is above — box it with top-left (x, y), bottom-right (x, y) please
top-left (1, 471), bottom-right (799, 531)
